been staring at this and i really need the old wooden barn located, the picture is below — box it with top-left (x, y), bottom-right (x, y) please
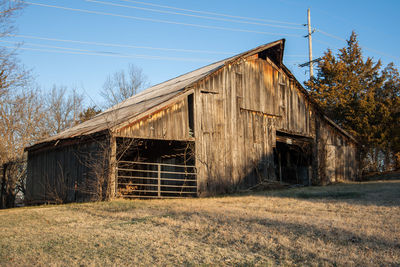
top-left (25, 39), bottom-right (358, 203)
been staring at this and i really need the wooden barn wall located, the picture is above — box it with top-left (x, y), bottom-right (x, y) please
top-left (195, 58), bottom-right (281, 195)
top-left (26, 139), bottom-right (108, 204)
top-left (115, 98), bottom-right (192, 141)
top-left (240, 57), bottom-right (314, 138)
top-left (316, 118), bottom-right (358, 183)
top-left (194, 56), bottom-right (356, 195)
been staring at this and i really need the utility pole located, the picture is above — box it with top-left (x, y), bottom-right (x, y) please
top-left (300, 8), bottom-right (320, 79)
top-left (307, 8), bottom-right (313, 78)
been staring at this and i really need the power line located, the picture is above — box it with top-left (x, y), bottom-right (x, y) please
top-left (0, 44), bottom-right (215, 62)
top-left (24, 1), bottom-right (302, 37)
top-left (284, 54), bottom-right (307, 58)
top-left (284, 60), bottom-right (304, 64)
top-left (0, 39), bottom-right (108, 53)
top-left (5, 34), bottom-right (308, 59)
top-left (7, 34), bottom-right (234, 55)
top-left (359, 45), bottom-right (400, 61)
top-left (314, 38), bottom-right (337, 48)
top-left (316, 29), bottom-right (345, 42)
top-left (119, 0), bottom-right (302, 26)
top-left (316, 29), bottom-right (400, 61)
top-left (86, 0), bottom-right (304, 30)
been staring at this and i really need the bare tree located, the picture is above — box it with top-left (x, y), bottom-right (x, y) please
top-left (0, 87), bottom-right (46, 161)
top-left (101, 64), bottom-right (148, 108)
top-left (0, 0), bottom-right (37, 163)
top-left (0, 1), bottom-right (50, 208)
top-left (44, 85), bottom-right (84, 135)
top-left (0, 0), bottom-right (26, 97)
top-left (0, 87), bottom-right (47, 208)
top-left (0, 85), bottom-right (85, 208)
top-left (0, 1), bottom-right (24, 37)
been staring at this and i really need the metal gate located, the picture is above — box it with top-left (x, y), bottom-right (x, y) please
top-left (117, 161), bottom-right (197, 198)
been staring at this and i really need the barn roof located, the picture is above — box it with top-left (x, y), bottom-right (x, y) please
top-left (27, 38), bottom-right (355, 151)
top-left (27, 39), bottom-right (285, 150)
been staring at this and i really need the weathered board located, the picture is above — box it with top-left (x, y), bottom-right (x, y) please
top-left (115, 97), bottom-right (192, 141)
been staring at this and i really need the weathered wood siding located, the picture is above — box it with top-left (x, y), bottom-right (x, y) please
top-left (317, 118), bottom-right (358, 183)
top-left (26, 139), bottom-right (108, 203)
top-left (194, 55), bottom-right (357, 195)
top-left (115, 98), bottom-right (192, 141)
top-left (194, 58), bottom-right (279, 195)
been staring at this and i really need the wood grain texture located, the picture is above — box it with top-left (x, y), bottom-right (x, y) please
top-left (194, 56), bottom-right (357, 195)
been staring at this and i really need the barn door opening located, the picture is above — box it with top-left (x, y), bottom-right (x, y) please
top-left (116, 138), bottom-right (197, 198)
top-left (274, 132), bottom-right (313, 185)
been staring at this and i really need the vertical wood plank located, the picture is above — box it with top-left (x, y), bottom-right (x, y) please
top-left (109, 136), bottom-right (117, 199)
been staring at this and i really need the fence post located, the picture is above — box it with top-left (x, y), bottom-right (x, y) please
top-left (157, 164), bottom-right (161, 197)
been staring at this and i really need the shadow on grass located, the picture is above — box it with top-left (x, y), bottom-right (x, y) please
top-left (242, 214), bottom-right (399, 265)
top-left (168, 208), bottom-right (399, 266)
top-left (362, 170), bottom-right (400, 181)
top-left (294, 191), bottom-right (364, 199)
top-left (241, 180), bottom-right (400, 207)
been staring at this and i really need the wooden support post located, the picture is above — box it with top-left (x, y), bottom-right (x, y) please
top-left (279, 152), bottom-right (282, 183)
top-left (109, 136), bottom-right (117, 199)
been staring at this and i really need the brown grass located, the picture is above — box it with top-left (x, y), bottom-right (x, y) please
top-left (1, 180), bottom-right (399, 266)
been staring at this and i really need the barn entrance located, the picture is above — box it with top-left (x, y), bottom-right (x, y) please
top-left (274, 132), bottom-right (313, 185)
top-left (116, 138), bottom-right (197, 198)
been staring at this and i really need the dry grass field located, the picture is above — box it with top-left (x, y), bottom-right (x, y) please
top-left (1, 179), bottom-right (400, 266)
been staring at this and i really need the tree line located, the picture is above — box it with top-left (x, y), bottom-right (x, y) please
top-left (0, 65), bottom-right (147, 207)
top-left (0, 0), bottom-right (148, 207)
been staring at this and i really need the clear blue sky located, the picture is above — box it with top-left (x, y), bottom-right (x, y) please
top-left (6, 0), bottom-right (400, 107)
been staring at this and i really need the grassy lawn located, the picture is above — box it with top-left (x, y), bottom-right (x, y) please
top-left (1, 180), bottom-right (399, 266)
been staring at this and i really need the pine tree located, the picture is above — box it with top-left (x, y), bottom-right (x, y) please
top-left (380, 64), bottom-right (400, 169)
top-left (79, 106), bottom-right (101, 123)
top-left (305, 31), bottom-right (400, 172)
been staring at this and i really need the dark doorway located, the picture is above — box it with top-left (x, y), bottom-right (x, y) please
top-left (274, 132), bottom-right (313, 185)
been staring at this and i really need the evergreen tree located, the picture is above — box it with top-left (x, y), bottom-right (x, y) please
top-left (380, 64), bottom-right (400, 169)
top-left (79, 106), bottom-right (101, 123)
top-left (305, 31), bottom-right (400, 172)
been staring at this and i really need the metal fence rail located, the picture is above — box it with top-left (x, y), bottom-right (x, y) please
top-left (117, 161), bottom-right (197, 198)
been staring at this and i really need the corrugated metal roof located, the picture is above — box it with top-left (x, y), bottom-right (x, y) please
top-left (29, 40), bottom-right (284, 148)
